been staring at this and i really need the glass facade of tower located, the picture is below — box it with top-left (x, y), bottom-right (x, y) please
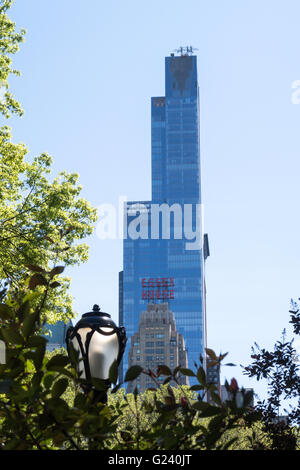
top-left (120, 53), bottom-right (207, 384)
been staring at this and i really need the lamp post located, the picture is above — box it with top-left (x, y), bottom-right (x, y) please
top-left (66, 304), bottom-right (127, 402)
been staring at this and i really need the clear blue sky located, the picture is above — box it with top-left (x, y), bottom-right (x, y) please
top-left (6, 0), bottom-right (300, 399)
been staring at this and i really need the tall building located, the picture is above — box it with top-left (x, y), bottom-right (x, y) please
top-left (120, 48), bottom-right (209, 385)
top-left (127, 303), bottom-right (188, 393)
top-left (43, 321), bottom-right (72, 351)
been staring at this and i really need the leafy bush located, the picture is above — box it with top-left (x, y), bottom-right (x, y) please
top-left (0, 271), bottom-right (263, 450)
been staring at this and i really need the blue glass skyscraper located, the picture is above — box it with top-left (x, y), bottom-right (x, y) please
top-left (119, 50), bottom-right (209, 384)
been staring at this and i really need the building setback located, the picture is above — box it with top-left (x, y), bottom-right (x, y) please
top-left (127, 303), bottom-right (189, 393)
top-left (120, 50), bottom-right (209, 385)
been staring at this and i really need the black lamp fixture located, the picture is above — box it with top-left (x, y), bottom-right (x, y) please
top-left (66, 304), bottom-right (127, 400)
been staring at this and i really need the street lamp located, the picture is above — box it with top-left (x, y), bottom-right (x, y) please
top-left (66, 304), bottom-right (127, 401)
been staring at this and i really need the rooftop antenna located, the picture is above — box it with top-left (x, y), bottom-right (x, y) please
top-left (172, 45), bottom-right (198, 56)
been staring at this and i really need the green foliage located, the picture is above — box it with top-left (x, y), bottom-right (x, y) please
top-left (0, 132), bottom-right (97, 322)
top-left (1, 269), bottom-right (299, 450)
top-left (0, 272), bottom-right (260, 450)
top-left (0, 1), bottom-right (97, 324)
top-left (0, 0), bottom-right (25, 118)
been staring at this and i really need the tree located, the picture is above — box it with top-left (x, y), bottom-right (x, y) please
top-left (0, 0), bottom-right (97, 323)
top-left (0, 274), bottom-right (255, 450)
top-left (0, 0), bottom-right (24, 118)
top-left (243, 299), bottom-right (300, 450)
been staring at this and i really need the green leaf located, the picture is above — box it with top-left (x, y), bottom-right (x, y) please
top-left (220, 437), bottom-right (238, 450)
top-left (91, 378), bottom-right (107, 391)
top-left (26, 264), bottom-right (46, 273)
top-left (210, 391), bottom-right (222, 406)
top-left (17, 299), bottom-right (30, 322)
top-left (208, 414), bottom-right (225, 433)
top-left (219, 352), bottom-right (228, 361)
top-left (196, 366), bottom-right (206, 386)
top-left (27, 335), bottom-right (47, 348)
top-left (22, 308), bottom-right (39, 338)
top-left (0, 304), bottom-right (13, 321)
top-left (50, 266), bottom-right (65, 278)
top-left (190, 384), bottom-right (204, 391)
top-left (193, 402), bottom-right (223, 417)
top-left (45, 397), bottom-right (69, 419)
top-left (46, 354), bottom-right (69, 371)
top-left (49, 281), bottom-right (61, 288)
top-left (22, 291), bottom-right (40, 303)
top-left (124, 365), bottom-right (143, 382)
top-left (205, 348), bottom-right (218, 361)
top-left (33, 344), bottom-right (46, 370)
top-left (43, 373), bottom-right (56, 390)
top-left (29, 273), bottom-right (48, 290)
top-left (179, 367), bottom-right (195, 377)
top-left (31, 371), bottom-right (43, 391)
top-left (172, 365), bottom-right (181, 376)
top-left (74, 392), bottom-right (86, 408)
top-left (109, 359), bottom-right (118, 384)
top-left (0, 326), bottom-right (23, 345)
top-left (51, 377), bottom-right (69, 398)
top-left (157, 365), bottom-right (171, 376)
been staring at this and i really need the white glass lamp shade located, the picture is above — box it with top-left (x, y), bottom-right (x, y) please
top-left (71, 327), bottom-right (119, 381)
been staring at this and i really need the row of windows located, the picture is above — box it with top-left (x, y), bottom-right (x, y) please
top-left (144, 348), bottom-right (165, 355)
top-left (166, 98), bottom-right (197, 105)
top-left (167, 144), bottom-right (198, 152)
top-left (166, 163), bottom-right (198, 169)
top-left (132, 333), bottom-right (165, 345)
top-left (146, 356), bottom-right (165, 362)
top-left (167, 109), bottom-right (196, 117)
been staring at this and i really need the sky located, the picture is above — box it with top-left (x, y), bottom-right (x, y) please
top-left (5, 0), bottom-right (300, 399)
